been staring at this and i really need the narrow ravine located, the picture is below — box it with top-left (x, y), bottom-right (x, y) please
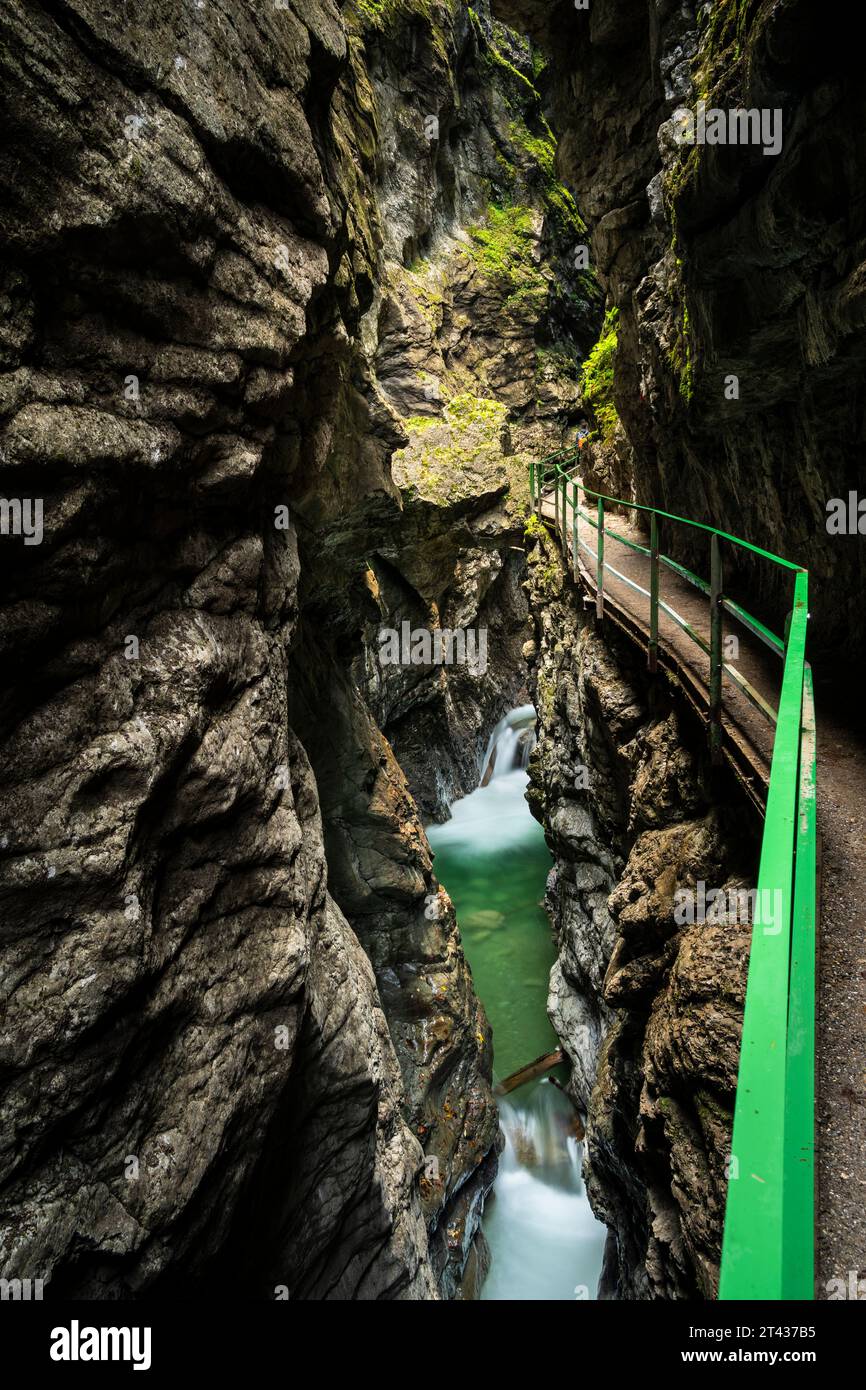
top-left (427, 709), bottom-right (607, 1300)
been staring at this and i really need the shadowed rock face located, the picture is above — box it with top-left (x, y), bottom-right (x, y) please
top-left (0, 0), bottom-right (602, 1298)
top-left (491, 0), bottom-right (866, 1299)
top-left (524, 527), bottom-right (757, 1299)
top-left (495, 0), bottom-right (866, 672)
top-left (0, 0), bottom-right (441, 1300)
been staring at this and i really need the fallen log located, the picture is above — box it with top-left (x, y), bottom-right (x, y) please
top-left (494, 1048), bottom-right (563, 1096)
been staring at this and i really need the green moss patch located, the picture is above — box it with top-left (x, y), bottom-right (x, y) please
top-left (580, 307), bottom-right (620, 444)
top-left (462, 204), bottom-right (549, 315)
top-left (392, 390), bottom-right (532, 515)
top-left (668, 302), bottom-right (695, 403)
top-left (349, 0), bottom-right (455, 62)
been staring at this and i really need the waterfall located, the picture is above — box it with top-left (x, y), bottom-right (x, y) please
top-left (480, 704), bottom-right (536, 784)
top-left (428, 705), bottom-right (607, 1300)
top-left (481, 1082), bottom-right (604, 1301)
top-left (498, 1083), bottom-right (583, 1180)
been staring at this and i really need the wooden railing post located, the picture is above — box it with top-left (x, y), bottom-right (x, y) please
top-left (596, 497), bottom-right (605, 620)
top-left (709, 532), bottom-right (723, 764)
top-left (648, 511), bottom-right (659, 672)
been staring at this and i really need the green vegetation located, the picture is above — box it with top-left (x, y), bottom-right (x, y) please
top-left (442, 392), bottom-right (508, 430)
top-left (464, 204), bottom-right (536, 280)
top-left (393, 391), bottom-right (511, 504)
top-left (471, 12), bottom-right (540, 99)
top-left (467, 10), bottom-right (586, 245)
top-left (668, 302), bottom-right (695, 403)
top-left (507, 117), bottom-right (586, 240)
top-left (694, 0), bottom-right (759, 103)
top-left (509, 118), bottom-right (555, 178)
top-left (524, 512), bottom-right (546, 541)
top-left (393, 390), bottom-right (533, 523)
top-left (353, 0), bottom-right (389, 18)
top-left (463, 204), bottom-right (549, 314)
top-left (350, 0), bottom-right (453, 61)
top-left (580, 307), bottom-right (620, 444)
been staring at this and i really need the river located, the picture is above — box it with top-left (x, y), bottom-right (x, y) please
top-left (427, 707), bottom-right (607, 1301)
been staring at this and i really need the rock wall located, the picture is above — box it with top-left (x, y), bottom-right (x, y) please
top-left (525, 527), bottom-right (759, 1298)
top-left (495, 0), bottom-right (866, 672)
top-left (0, 0), bottom-right (435, 1301)
top-left (349, 0), bottom-right (602, 817)
top-left (491, 0), bottom-right (866, 1300)
top-left (0, 0), bottom-right (592, 1298)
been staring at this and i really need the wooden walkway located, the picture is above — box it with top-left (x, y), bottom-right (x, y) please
top-left (540, 487), bottom-right (866, 1298)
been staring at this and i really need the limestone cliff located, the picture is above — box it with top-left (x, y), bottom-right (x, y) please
top-left (0, 0), bottom-right (438, 1302)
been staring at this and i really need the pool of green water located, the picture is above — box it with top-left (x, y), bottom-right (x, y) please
top-left (427, 771), bottom-right (557, 1081)
top-left (427, 743), bottom-right (607, 1301)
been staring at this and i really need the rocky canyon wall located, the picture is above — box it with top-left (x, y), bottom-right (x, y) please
top-left (492, 0), bottom-right (866, 1299)
top-left (495, 0), bottom-right (866, 674)
top-left (0, 0), bottom-right (592, 1298)
top-left (524, 526), bottom-right (759, 1297)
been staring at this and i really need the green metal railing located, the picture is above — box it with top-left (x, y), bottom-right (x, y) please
top-left (530, 449), bottom-right (816, 1301)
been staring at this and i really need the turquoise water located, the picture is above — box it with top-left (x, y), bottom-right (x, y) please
top-left (426, 770), bottom-right (558, 1080)
top-left (427, 712), bottom-right (607, 1301)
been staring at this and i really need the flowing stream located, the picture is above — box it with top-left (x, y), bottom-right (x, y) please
top-left (427, 707), bottom-right (607, 1300)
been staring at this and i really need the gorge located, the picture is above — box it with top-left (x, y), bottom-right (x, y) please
top-left (0, 0), bottom-right (863, 1308)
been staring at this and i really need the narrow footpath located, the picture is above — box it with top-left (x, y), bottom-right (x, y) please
top-left (540, 486), bottom-right (866, 1297)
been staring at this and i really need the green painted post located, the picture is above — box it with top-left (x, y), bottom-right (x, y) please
top-left (648, 512), bottom-right (659, 672)
top-left (596, 497), bottom-right (604, 620)
top-left (558, 476), bottom-right (563, 549)
top-left (783, 659), bottom-right (816, 1299)
top-left (529, 461), bottom-right (535, 511)
top-left (571, 481), bottom-right (578, 580)
top-left (719, 572), bottom-right (809, 1301)
top-left (555, 469), bottom-right (560, 534)
top-left (709, 532), bottom-right (723, 764)
top-left (562, 476), bottom-right (568, 551)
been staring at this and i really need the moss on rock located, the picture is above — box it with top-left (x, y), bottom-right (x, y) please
top-left (580, 307), bottom-right (620, 444)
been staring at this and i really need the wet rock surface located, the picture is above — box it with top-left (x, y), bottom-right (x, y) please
top-left (525, 529), bottom-right (758, 1298)
top-left (0, 0), bottom-right (440, 1299)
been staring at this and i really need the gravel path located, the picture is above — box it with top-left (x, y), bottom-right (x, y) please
top-left (813, 707), bottom-right (866, 1297)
